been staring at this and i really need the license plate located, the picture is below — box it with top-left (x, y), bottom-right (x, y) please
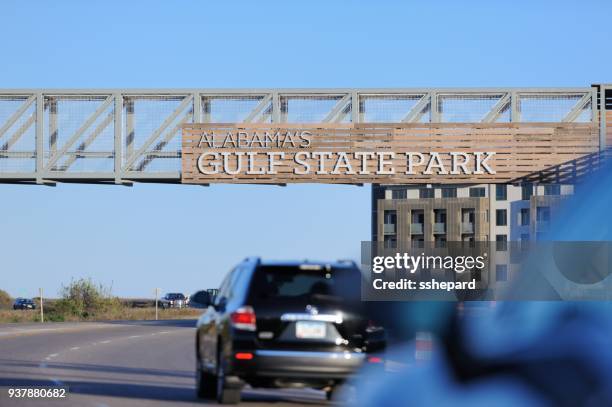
top-left (295, 321), bottom-right (326, 339)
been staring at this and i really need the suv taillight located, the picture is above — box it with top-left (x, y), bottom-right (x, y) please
top-left (231, 306), bottom-right (256, 331)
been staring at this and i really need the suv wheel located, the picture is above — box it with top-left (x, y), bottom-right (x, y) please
top-left (196, 359), bottom-right (217, 399)
top-left (216, 349), bottom-right (241, 404)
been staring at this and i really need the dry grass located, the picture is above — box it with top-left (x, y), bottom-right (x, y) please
top-left (0, 307), bottom-right (202, 324)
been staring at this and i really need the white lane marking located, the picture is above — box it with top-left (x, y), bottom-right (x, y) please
top-left (99, 340), bottom-right (111, 344)
top-left (70, 346), bottom-right (80, 351)
top-left (45, 353), bottom-right (59, 360)
top-left (128, 335), bottom-right (142, 339)
top-left (158, 331), bottom-right (170, 334)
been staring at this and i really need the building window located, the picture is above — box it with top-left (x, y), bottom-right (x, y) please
top-left (419, 188), bottom-right (434, 199)
top-left (496, 184), bottom-right (507, 201)
top-left (434, 209), bottom-right (447, 223)
top-left (520, 208), bottom-right (530, 226)
top-left (412, 238), bottom-right (425, 249)
top-left (391, 189), bottom-right (407, 199)
top-left (383, 210), bottom-right (397, 235)
top-left (384, 210), bottom-right (397, 224)
top-left (411, 210), bottom-right (425, 224)
top-left (544, 184), bottom-right (561, 196)
top-left (496, 209), bottom-right (507, 226)
top-left (536, 206), bottom-right (551, 222)
top-left (469, 187), bottom-right (486, 198)
top-left (496, 264), bottom-right (508, 282)
top-left (521, 184), bottom-right (533, 200)
top-left (441, 187), bottom-right (457, 198)
top-left (496, 234), bottom-right (507, 251)
top-left (384, 235), bottom-right (397, 249)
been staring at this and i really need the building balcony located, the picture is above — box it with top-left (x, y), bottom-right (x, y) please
top-left (461, 222), bottom-right (475, 234)
top-left (433, 222), bottom-right (446, 234)
top-left (410, 223), bottom-right (424, 234)
top-left (383, 223), bottom-right (396, 235)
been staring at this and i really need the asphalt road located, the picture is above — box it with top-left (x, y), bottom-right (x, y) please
top-left (0, 319), bottom-right (329, 407)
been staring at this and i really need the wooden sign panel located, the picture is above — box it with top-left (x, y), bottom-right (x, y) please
top-left (181, 123), bottom-right (599, 184)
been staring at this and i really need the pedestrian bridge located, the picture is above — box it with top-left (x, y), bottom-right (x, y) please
top-left (0, 87), bottom-right (609, 185)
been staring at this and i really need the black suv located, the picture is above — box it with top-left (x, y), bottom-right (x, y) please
top-left (13, 298), bottom-right (36, 310)
top-left (195, 258), bottom-right (386, 404)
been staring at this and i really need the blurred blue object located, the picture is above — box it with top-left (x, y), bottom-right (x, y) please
top-left (354, 162), bottom-right (612, 407)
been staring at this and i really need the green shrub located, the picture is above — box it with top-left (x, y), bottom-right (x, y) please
top-left (53, 278), bottom-right (121, 319)
top-left (0, 289), bottom-right (12, 309)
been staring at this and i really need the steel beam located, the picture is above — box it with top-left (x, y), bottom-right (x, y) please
top-left (482, 93), bottom-right (511, 123)
top-left (562, 92), bottom-right (591, 122)
top-left (401, 94), bottom-right (430, 123)
top-left (243, 94), bottom-right (272, 123)
top-left (322, 94), bottom-right (351, 123)
top-left (61, 113), bottom-right (114, 171)
top-left (35, 93), bottom-right (44, 183)
top-left (1, 114), bottom-right (35, 151)
top-left (0, 95), bottom-right (35, 139)
top-left (136, 110), bottom-right (191, 171)
top-left (114, 93), bottom-right (123, 184)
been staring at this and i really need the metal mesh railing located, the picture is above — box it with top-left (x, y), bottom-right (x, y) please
top-left (202, 96), bottom-right (270, 123)
top-left (44, 96), bottom-right (115, 172)
top-left (280, 95), bottom-right (349, 123)
top-left (438, 94), bottom-right (508, 122)
top-left (123, 96), bottom-right (192, 173)
top-left (518, 94), bottom-right (590, 122)
top-left (0, 96), bottom-right (36, 172)
top-left (360, 95), bottom-right (427, 122)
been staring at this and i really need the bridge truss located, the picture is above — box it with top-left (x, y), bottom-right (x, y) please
top-left (0, 87), bottom-right (606, 185)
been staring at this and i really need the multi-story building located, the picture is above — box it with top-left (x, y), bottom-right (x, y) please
top-left (372, 183), bottom-right (575, 287)
top-left (373, 183), bottom-right (574, 246)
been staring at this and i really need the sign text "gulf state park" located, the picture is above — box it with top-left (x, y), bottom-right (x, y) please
top-left (191, 130), bottom-right (496, 176)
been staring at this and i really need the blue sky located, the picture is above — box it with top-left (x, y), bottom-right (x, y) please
top-left (1, 0), bottom-right (611, 298)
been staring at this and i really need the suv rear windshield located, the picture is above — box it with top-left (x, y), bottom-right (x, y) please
top-left (248, 265), bottom-right (360, 304)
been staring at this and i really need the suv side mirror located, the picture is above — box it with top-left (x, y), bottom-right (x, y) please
top-left (198, 292), bottom-right (212, 308)
top-left (215, 296), bottom-right (227, 312)
top-left (190, 291), bottom-right (213, 308)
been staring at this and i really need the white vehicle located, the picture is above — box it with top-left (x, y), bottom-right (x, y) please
top-left (159, 293), bottom-right (186, 309)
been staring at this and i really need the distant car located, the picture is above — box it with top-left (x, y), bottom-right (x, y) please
top-left (159, 293), bottom-right (186, 309)
top-left (195, 258), bottom-right (386, 404)
top-left (13, 298), bottom-right (36, 310)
